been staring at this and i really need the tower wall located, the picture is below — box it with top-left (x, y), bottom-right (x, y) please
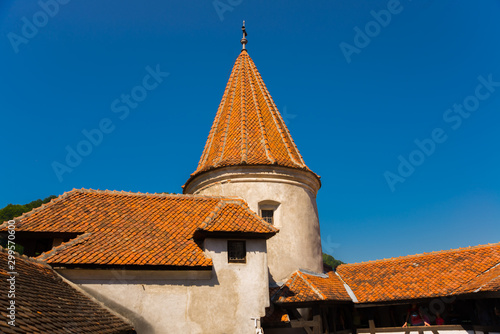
top-left (184, 166), bottom-right (323, 282)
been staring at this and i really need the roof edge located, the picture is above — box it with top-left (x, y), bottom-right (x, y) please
top-left (183, 164), bottom-right (321, 194)
top-left (334, 271), bottom-right (358, 303)
top-left (2, 188), bottom-right (248, 226)
top-left (337, 242), bottom-right (500, 268)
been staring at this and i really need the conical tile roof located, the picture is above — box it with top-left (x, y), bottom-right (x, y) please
top-left (188, 50), bottom-right (317, 181)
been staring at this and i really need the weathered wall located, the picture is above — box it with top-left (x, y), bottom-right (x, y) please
top-left (58, 238), bottom-right (269, 334)
top-left (185, 166), bottom-right (323, 282)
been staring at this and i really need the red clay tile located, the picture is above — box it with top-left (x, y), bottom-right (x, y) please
top-left (1, 189), bottom-right (277, 267)
top-left (185, 50), bottom-right (319, 188)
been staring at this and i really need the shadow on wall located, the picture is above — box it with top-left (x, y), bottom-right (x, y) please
top-left (68, 267), bottom-right (221, 287)
top-left (268, 267), bottom-right (277, 287)
top-left (79, 285), bottom-right (155, 334)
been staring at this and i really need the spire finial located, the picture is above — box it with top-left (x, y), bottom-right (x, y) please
top-left (241, 21), bottom-right (248, 50)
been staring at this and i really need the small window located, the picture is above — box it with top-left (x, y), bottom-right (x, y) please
top-left (259, 200), bottom-right (280, 226)
top-left (228, 240), bottom-right (246, 263)
top-left (261, 210), bottom-right (274, 225)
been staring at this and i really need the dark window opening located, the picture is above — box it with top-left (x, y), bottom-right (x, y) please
top-left (228, 240), bottom-right (246, 263)
top-left (261, 210), bottom-right (274, 224)
top-left (0, 232), bottom-right (81, 257)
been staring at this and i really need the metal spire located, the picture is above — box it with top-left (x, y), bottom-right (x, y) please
top-left (241, 21), bottom-right (248, 50)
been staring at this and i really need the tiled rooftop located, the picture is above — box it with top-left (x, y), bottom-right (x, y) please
top-left (1, 189), bottom-right (277, 267)
top-left (0, 248), bottom-right (135, 334)
top-left (273, 270), bottom-right (351, 304)
top-left (273, 242), bottom-right (500, 305)
top-left (201, 202), bottom-right (277, 234)
top-left (186, 50), bottom-right (317, 185)
top-left (337, 242), bottom-right (500, 303)
top-left (458, 262), bottom-right (500, 294)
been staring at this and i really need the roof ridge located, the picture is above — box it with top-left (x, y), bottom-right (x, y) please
top-left (297, 271), bottom-right (327, 300)
top-left (76, 188), bottom-right (246, 200)
top-left (2, 189), bottom-right (250, 227)
top-left (198, 201), bottom-right (227, 231)
top-left (197, 198), bottom-right (278, 234)
top-left (232, 200), bottom-right (278, 232)
top-left (1, 189), bottom-right (78, 225)
top-left (248, 57), bottom-right (302, 167)
top-left (334, 270), bottom-right (359, 303)
top-left (247, 56), bottom-right (275, 163)
top-left (0, 245), bottom-right (51, 267)
top-left (339, 242), bottom-right (500, 267)
top-left (216, 53), bottom-right (242, 167)
top-left (453, 261), bottom-right (500, 294)
top-left (241, 55), bottom-right (248, 164)
top-left (37, 233), bottom-right (92, 262)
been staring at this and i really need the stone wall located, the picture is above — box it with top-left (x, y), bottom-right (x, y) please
top-left (57, 238), bottom-right (269, 334)
top-left (185, 165), bottom-right (323, 282)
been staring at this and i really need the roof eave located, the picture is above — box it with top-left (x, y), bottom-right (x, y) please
top-left (193, 229), bottom-right (278, 240)
top-left (183, 164), bottom-right (321, 194)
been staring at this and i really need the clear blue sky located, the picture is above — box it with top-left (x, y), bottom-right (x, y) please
top-left (1, 0), bottom-right (499, 264)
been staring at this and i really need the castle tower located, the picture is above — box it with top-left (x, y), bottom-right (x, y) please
top-left (184, 26), bottom-right (322, 282)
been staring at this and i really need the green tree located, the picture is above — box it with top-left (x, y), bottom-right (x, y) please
top-left (0, 195), bottom-right (56, 222)
top-left (323, 253), bottom-right (345, 269)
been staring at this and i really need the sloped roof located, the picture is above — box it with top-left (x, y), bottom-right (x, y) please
top-left (273, 270), bottom-right (351, 304)
top-left (273, 243), bottom-right (500, 305)
top-left (457, 263), bottom-right (500, 294)
top-left (1, 189), bottom-right (277, 267)
top-left (199, 202), bottom-right (278, 234)
top-left (185, 50), bottom-right (317, 187)
top-left (0, 249), bottom-right (135, 334)
top-left (337, 242), bottom-right (500, 303)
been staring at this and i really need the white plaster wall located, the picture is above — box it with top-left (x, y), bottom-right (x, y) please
top-left (185, 166), bottom-right (323, 282)
top-left (61, 238), bottom-right (269, 334)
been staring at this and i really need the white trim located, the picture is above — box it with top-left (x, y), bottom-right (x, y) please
top-left (335, 271), bottom-right (358, 303)
top-left (185, 165), bottom-right (320, 195)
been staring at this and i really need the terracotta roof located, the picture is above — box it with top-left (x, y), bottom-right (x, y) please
top-left (185, 50), bottom-right (317, 186)
top-left (273, 270), bottom-right (351, 304)
top-left (455, 261), bottom-right (500, 294)
top-left (200, 202), bottom-right (277, 234)
top-left (336, 242), bottom-right (500, 303)
top-left (271, 243), bottom-right (500, 306)
top-left (1, 189), bottom-right (277, 267)
top-left (0, 248), bottom-right (135, 334)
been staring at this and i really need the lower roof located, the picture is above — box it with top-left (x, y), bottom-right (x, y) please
top-left (0, 248), bottom-right (135, 334)
top-left (274, 242), bottom-right (500, 305)
top-left (273, 270), bottom-right (351, 304)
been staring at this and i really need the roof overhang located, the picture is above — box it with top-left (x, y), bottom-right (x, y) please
top-left (193, 229), bottom-right (277, 240)
top-left (184, 164), bottom-right (321, 195)
top-left (56, 266), bottom-right (213, 284)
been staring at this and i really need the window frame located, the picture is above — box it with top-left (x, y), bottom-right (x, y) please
top-left (258, 200), bottom-right (280, 226)
top-left (260, 209), bottom-right (274, 225)
top-left (227, 240), bottom-right (246, 264)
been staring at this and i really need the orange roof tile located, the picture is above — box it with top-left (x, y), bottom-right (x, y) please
top-left (185, 50), bottom-right (318, 187)
top-left (336, 242), bottom-right (500, 303)
top-left (273, 270), bottom-right (351, 304)
top-left (0, 248), bottom-right (135, 333)
top-left (272, 243), bottom-right (500, 306)
top-left (1, 189), bottom-right (277, 267)
top-left (454, 261), bottom-right (500, 294)
top-left (199, 201), bottom-right (276, 234)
